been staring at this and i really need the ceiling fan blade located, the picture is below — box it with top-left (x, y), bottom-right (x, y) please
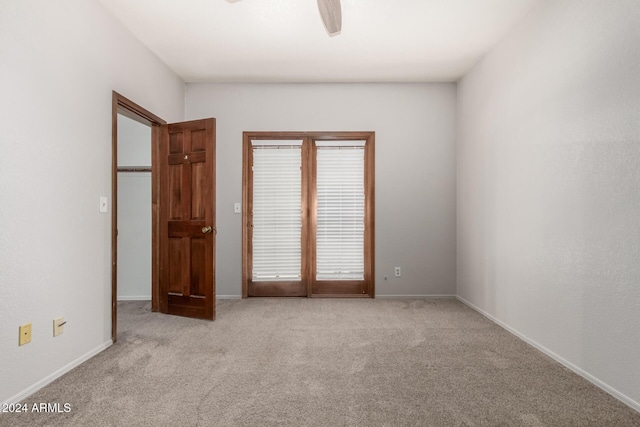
top-left (317, 0), bottom-right (342, 36)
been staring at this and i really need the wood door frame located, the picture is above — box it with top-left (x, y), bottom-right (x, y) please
top-left (111, 91), bottom-right (166, 343)
top-left (242, 131), bottom-right (375, 299)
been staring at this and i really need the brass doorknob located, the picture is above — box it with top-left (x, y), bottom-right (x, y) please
top-left (202, 226), bottom-right (213, 234)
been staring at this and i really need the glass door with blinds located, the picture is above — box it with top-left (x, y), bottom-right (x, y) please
top-left (242, 132), bottom-right (374, 298)
top-left (245, 140), bottom-right (308, 297)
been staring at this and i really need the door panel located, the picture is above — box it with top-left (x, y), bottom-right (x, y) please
top-left (160, 118), bottom-right (216, 320)
top-left (244, 140), bottom-right (307, 298)
top-left (191, 162), bottom-right (206, 219)
top-left (247, 281), bottom-right (307, 297)
top-left (312, 280), bottom-right (369, 297)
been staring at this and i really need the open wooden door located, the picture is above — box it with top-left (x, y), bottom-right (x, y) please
top-left (159, 118), bottom-right (216, 320)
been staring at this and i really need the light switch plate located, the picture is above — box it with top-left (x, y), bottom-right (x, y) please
top-left (99, 196), bottom-right (108, 213)
top-left (53, 317), bottom-right (65, 337)
top-left (234, 202), bottom-right (241, 214)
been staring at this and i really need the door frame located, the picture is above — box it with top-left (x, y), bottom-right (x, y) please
top-left (111, 91), bottom-right (166, 343)
top-left (242, 131), bottom-right (376, 299)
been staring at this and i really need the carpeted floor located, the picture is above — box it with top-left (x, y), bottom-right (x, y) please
top-left (2, 298), bottom-right (639, 426)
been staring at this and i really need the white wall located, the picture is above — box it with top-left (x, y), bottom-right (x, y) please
top-left (0, 0), bottom-right (184, 403)
top-left (117, 115), bottom-right (152, 300)
top-left (457, 0), bottom-right (640, 410)
top-left (117, 114), bottom-right (152, 167)
top-left (186, 83), bottom-right (457, 298)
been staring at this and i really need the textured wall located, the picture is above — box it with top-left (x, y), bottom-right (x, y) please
top-left (0, 0), bottom-right (184, 403)
top-left (457, 0), bottom-right (640, 409)
top-left (186, 83), bottom-right (457, 298)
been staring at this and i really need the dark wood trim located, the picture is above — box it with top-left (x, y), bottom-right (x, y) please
top-left (309, 294), bottom-right (371, 298)
top-left (307, 136), bottom-right (317, 297)
top-left (158, 124), bottom-right (169, 313)
top-left (247, 281), bottom-right (307, 297)
top-left (364, 133), bottom-right (375, 298)
top-left (312, 280), bottom-right (369, 296)
top-left (243, 131), bottom-right (374, 141)
top-left (116, 93), bottom-right (165, 126)
top-left (151, 125), bottom-right (162, 313)
top-left (111, 91), bottom-right (166, 343)
top-left (117, 166), bottom-right (152, 173)
top-left (241, 134), bottom-right (252, 298)
top-left (111, 93), bottom-right (117, 343)
top-left (242, 131), bottom-right (375, 298)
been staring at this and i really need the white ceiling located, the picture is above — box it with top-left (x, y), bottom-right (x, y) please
top-left (98, 0), bottom-right (539, 83)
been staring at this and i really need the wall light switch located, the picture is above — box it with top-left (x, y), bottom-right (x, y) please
top-left (53, 317), bottom-right (65, 337)
top-left (99, 196), bottom-right (108, 213)
top-left (234, 202), bottom-right (241, 214)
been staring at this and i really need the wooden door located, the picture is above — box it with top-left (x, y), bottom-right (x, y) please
top-left (159, 118), bottom-right (216, 320)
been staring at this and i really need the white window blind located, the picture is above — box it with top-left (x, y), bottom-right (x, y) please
top-left (251, 141), bottom-right (302, 281)
top-left (316, 141), bottom-right (365, 280)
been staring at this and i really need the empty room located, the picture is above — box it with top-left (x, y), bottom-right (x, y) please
top-left (1, 0), bottom-right (639, 425)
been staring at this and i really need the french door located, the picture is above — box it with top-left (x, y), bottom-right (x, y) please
top-left (242, 132), bottom-right (375, 298)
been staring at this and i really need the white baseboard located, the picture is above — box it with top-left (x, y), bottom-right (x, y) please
top-left (117, 296), bottom-right (151, 301)
top-left (216, 295), bottom-right (242, 300)
top-left (2, 340), bottom-right (113, 406)
top-left (376, 294), bottom-right (456, 299)
top-left (456, 296), bottom-right (640, 414)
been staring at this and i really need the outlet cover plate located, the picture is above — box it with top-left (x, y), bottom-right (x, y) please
top-left (19, 323), bottom-right (32, 346)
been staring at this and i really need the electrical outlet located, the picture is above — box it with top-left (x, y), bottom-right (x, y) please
top-left (53, 317), bottom-right (65, 337)
top-left (394, 267), bottom-right (401, 277)
top-left (19, 323), bottom-right (32, 346)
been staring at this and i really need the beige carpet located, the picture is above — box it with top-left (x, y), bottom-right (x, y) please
top-left (2, 298), bottom-right (639, 426)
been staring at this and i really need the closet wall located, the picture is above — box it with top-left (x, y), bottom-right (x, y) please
top-left (117, 114), bottom-right (152, 300)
